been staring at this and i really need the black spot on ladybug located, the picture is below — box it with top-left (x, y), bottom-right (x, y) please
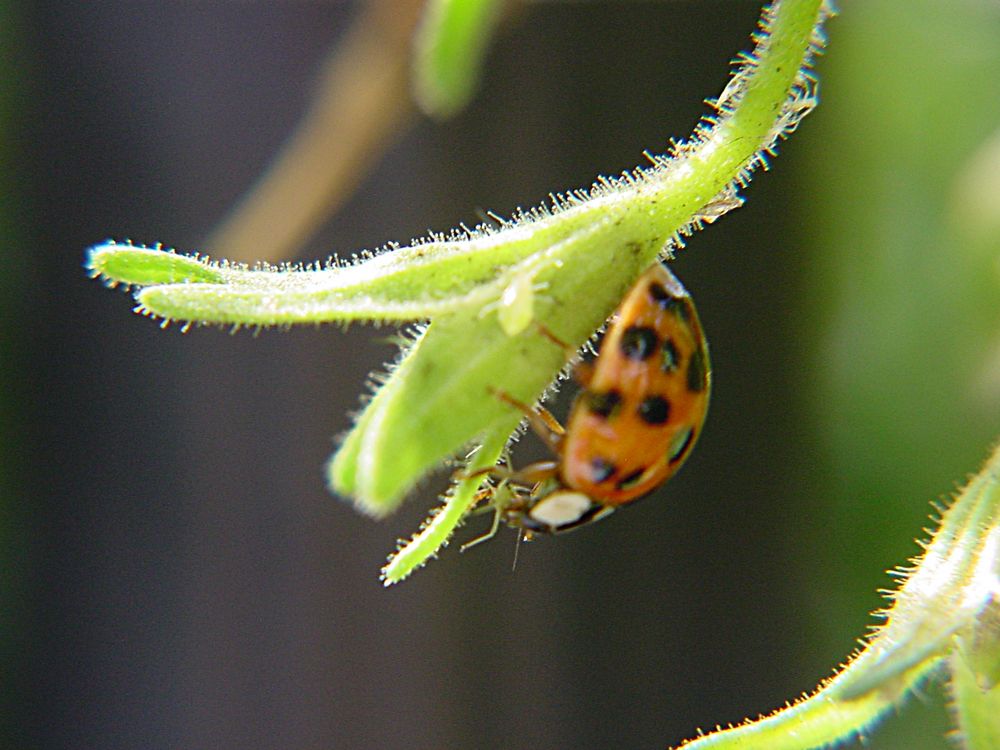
top-left (616, 467), bottom-right (647, 491)
top-left (586, 389), bottom-right (622, 419)
top-left (661, 338), bottom-right (680, 373)
top-left (648, 282), bottom-right (691, 322)
top-left (687, 348), bottom-right (708, 393)
top-left (590, 457), bottom-right (616, 484)
top-left (619, 326), bottom-right (658, 360)
top-left (638, 395), bottom-right (671, 425)
top-left (647, 281), bottom-right (671, 306)
top-left (668, 427), bottom-right (695, 464)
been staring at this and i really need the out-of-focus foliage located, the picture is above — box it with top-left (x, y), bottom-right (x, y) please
top-left (675, 443), bottom-right (1000, 750)
top-left (802, 2), bottom-right (1000, 747)
top-left (412, 0), bottom-right (502, 119)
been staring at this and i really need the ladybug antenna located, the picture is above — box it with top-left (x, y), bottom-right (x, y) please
top-left (511, 529), bottom-right (524, 572)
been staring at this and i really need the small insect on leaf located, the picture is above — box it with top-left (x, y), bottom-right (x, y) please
top-left (497, 270), bottom-right (537, 337)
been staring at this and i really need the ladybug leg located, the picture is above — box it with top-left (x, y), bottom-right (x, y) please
top-left (505, 460), bottom-right (560, 485)
top-left (460, 445), bottom-right (514, 485)
top-left (490, 388), bottom-right (565, 455)
top-left (464, 458), bottom-right (559, 486)
top-left (535, 322), bottom-right (595, 388)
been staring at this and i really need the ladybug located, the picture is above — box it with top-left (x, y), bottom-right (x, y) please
top-left (481, 261), bottom-right (710, 537)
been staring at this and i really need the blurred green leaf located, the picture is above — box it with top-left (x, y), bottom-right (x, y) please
top-left (412, 0), bottom-right (502, 119)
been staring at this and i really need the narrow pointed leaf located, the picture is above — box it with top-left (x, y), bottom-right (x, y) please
top-left (380, 429), bottom-right (509, 586)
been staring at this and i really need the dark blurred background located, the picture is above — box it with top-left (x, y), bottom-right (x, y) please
top-left (4, 1), bottom-right (999, 748)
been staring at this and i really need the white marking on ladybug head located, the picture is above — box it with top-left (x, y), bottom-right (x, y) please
top-left (528, 490), bottom-right (593, 529)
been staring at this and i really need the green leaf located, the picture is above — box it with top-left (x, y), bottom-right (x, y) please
top-left (88, 244), bottom-right (226, 287)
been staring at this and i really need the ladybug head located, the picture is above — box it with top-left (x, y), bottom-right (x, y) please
top-left (506, 487), bottom-right (615, 534)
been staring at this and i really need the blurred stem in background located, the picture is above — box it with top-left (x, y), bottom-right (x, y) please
top-left (205, 0), bottom-right (426, 264)
top-left (205, 0), bottom-right (512, 265)
top-left (803, 1), bottom-right (1000, 746)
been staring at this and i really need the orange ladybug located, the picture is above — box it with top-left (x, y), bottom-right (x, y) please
top-left (485, 261), bottom-right (710, 536)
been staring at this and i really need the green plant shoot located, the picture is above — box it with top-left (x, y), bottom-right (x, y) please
top-left (88, 0), bottom-right (830, 583)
